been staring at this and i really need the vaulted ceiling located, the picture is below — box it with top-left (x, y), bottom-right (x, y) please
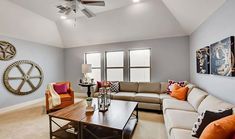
top-left (0, 0), bottom-right (226, 47)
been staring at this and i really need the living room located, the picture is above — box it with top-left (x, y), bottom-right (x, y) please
top-left (0, 0), bottom-right (234, 139)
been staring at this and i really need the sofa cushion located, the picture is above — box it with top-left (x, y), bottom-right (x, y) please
top-left (160, 82), bottom-right (168, 93)
top-left (110, 81), bottom-right (120, 92)
top-left (96, 81), bottom-right (111, 91)
top-left (56, 82), bottom-right (70, 89)
top-left (119, 82), bottom-right (138, 92)
top-left (163, 99), bottom-right (195, 113)
top-left (198, 95), bottom-right (234, 114)
top-left (171, 129), bottom-right (197, 139)
top-left (135, 93), bottom-right (160, 103)
top-left (199, 115), bottom-right (235, 139)
top-left (60, 94), bottom-right (73, 101)
top-left (185, 83), bottom-right (196, 94)
top-left (192, 109), bottom-right (233, 138)
top-left (138, 102), bottom-right (161, 110)
top-left (187, 88), bottom-right (208, 110)
top-left (112, 92), bottom-right (136, 101)
top-left (137, 82), bottom-right (161, 94)
top-left (53, 83), bottom-right (68, 94)
top-left (160, 94), bottom-right (176, 101)
top-left (170, 84), bottom-right (189, 101)
top-left (167, 80), bottom-right (187, 93)
top-left (165, 109), bottom-right (198, 135)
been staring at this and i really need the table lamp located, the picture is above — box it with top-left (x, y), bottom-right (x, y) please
top-left (82, 64), bottom-right (92, 84)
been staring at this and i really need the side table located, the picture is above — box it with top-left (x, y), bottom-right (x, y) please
top-left (78, 83), bottom-right (96, 97)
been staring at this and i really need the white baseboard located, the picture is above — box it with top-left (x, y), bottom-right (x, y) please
top-left (0, 98), bottom-right (44, 115)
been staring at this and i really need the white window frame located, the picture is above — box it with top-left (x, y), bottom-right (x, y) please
top-left (84, 52), bottom-right (102, 81)
top-left (129, 48), bottom-right (151, 82)
top-left (105, 50), bottom-right (125, 81)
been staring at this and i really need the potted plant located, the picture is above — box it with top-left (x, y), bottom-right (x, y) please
top-left (86, 97), bottom-right (93, 107)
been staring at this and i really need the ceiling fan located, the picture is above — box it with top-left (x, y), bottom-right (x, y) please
top-left (57, 0), bottom-right (105, 18)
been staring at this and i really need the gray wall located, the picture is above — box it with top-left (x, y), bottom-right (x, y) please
top-left (190, 0), bottom-right (235, 104)
top-left (65, 36), bottom-right (190, 92)
top-left (0, 35), bottom-right (64, 108)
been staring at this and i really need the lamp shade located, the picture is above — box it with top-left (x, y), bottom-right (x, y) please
top-left (82, 64), bottom-right (92, 73)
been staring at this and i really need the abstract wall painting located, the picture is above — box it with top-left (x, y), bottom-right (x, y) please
top-left (196, 46), bottom-right (210, 74)
top-left (210, 36), bottom-right (235, 77)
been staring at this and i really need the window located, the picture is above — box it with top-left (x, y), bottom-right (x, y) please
top-left (106, 51), bottom-right (124, 81)
top-left (129, 49), bottom-right (150, 82)
top-left (85, 53), bottom-right (101, 81)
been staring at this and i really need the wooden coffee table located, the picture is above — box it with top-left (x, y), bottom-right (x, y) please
top-left (49, 100), bottom-right (88, 139)
top-left (49, 99), bottom-right (138, 139)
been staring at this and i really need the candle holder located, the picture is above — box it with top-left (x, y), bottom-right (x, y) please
top-left (106, 87), bottom-right (111, 106)
top-left (98, 87), bottom-right (111, 112)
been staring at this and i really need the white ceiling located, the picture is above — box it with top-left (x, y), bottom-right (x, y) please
top-left (57, 0), bottom-right (186, 47)
top-left (162, 0), bottom-right (226, 34)
top-left (0, 0), bottom-right (63, 47)
top-left (4, 0), bottom-right (226, 47)
top-left (10, 0), bottom-right (139, 21)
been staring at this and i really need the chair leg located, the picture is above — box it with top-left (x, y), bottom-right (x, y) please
top-left (47, 110), bottom-right (50, 114)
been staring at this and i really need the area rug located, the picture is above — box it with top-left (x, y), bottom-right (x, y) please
top-left (0, 99), bottom-right (167, 139)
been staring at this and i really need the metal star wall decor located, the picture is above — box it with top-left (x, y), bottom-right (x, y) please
top-left (0, 41), bottom-right (16, 61)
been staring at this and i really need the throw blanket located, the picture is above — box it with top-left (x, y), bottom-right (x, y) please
top-left (47, 83), bottom-right (61, 109)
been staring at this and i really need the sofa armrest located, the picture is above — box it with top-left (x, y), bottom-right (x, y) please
top-left (68, 88), bottom-right (75, 103)
top-left (45, 90), bottom-right (51, 112)
top-left (45, 90), bottom-right (51, 96)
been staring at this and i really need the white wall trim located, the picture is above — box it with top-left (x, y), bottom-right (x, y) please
top-left (0, 98), bottom-right (44, 115)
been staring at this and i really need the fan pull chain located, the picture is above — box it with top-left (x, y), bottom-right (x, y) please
top-left (74, 18), bottom-right (77, 28)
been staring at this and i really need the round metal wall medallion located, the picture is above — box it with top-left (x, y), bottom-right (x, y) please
top-left (0, 41), bottom-right (16, 61)
top-left (3, 60), bottom-right (44, 95)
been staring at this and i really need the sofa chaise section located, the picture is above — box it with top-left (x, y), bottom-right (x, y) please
top-left (163, 87), bottom-right (235, 139)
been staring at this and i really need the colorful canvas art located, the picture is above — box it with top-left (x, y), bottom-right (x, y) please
top-left (196, 46), bottom-right (210, 74)
top-left (210, 36), bottom-right (235, 76)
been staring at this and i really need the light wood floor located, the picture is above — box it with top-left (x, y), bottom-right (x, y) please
top-left (0, 99), bottom-right (167, 139)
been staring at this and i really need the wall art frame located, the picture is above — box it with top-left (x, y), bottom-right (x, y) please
top-left (210, 36), bottom-right (235, 76)
top-left (196, 46), bottom-right (210, 74)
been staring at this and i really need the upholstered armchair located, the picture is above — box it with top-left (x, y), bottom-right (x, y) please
top-left (45, 82), bottom-right (74, 113)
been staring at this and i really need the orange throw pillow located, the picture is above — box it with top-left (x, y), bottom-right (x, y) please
top-left (172, 83), bottom-right (181, 90)
top-left (170, 84), bottom-right (188, 101)
top-left (200, 115), bottom-right (235, 139)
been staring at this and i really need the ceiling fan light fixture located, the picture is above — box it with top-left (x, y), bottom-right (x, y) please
top-left (57, 0), bottom-right (105, 18)
top-left (60, 15), bottom-right (67, 19)
top-left (133, 0), bottom-right (140, 3)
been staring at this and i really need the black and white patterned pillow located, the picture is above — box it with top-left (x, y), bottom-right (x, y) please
top-left (191, 109), bottom-right (232, 138)
top-left (110, 82), bottom-right (119, 93)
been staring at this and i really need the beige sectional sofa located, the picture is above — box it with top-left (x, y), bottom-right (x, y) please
top-left (93, 81), bottom-right (193, 110)
top-left (93, 82), bottom-right (174, 110)
top-left (163, 87), bottom-right (235, 139)
top-left (93, 82), bottom-right (165, 110)
top-left (93, 81), bottom-right (235, 139)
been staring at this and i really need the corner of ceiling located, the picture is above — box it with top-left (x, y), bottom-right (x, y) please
top-left (160, 0), bottom-right (189, 35)
top-left (0, 0), bottom-right (65, 48)
top-left (161, 0), bottom-right (226, 36)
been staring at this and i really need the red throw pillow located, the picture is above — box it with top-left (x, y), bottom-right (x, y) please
top-left (101, 81), bottom-right (111, 87)
top-left (97, 81), bottom-right (102, 89)
top-left (53, 83), bottom-right (68, 94)
top-left (97, 81), bottom-right (111, 88)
